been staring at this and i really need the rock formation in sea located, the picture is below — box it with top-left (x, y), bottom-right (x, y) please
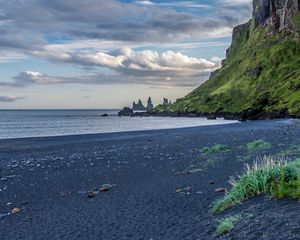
top-left (146, 97), bottom-right (154, 112)
top-left (162, 98), bottom-right (172, 106)
top-left (118, 107), bottom-right (134, 117)
top-left (133, 99), bottom-right (146, 111)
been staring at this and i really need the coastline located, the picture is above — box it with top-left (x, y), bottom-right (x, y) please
top-left (120, 108), bottom-right (300, 121)
top-left (1, 119), bottom-right (300, 239)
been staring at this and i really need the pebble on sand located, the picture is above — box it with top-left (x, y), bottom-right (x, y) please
top-left (11, 208), bottom-right (21, 215)
top-left (100, 184), bottom-right (116, 192)
top-left (214, 188), bottom-right (226, 193)
top-left (87, 192), bottom-right (97, 198)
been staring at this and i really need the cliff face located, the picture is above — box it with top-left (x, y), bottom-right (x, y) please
top-left (154, 0), bottom-right (300, 119)
top-left (253, 0), bottom-right (299, 31)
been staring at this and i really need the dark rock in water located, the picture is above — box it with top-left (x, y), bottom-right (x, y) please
top-left (153, 111), bottom-right (180, 117)
top-left (207, 114), bottom-right (217, 120)
top-left (209, 180), bottom-right (215, 185)
top-left (101, 114), bottom-right (109, 117)
top-left (133, 99), bottom-right (147, 111)
top-left (118, 107), bottom-right (134, 117)
top-left (146, 97), bottom-right (154, 112)
top-left (134, 111), bottom-right (152, 117)
top-left (241, 108), bottom-right (288, 120)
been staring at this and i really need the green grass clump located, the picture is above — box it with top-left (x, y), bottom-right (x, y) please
top-left (201, 144), bottom-right (230, 155)
top-left (216, 216), bottom-right (240, 236)
top-left (212, 157), bottom-right (300, 213)
top-left (247, 140), bottom-right (271, 150)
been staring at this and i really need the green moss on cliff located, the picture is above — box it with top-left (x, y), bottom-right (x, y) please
top-left (154, 17), bottom-right (300, 116)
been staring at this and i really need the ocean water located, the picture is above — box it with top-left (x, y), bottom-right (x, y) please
top-left (0, 110), bottom-right (238, 139)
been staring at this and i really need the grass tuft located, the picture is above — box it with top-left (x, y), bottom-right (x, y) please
top-left (211, 156), bottom-right (300, 213)
top-left (247, 140), bottom-right (271, 150)
top-left (216, 216), bottom-right (240, 236)
top-left (201, 144), bottom-right (230, 155)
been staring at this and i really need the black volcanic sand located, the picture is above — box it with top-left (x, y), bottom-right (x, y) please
top-left (1, 119), bottom-right (300, 240)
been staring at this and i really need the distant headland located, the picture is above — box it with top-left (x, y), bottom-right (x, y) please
top-left (118, 97), bottom-right (172, 117)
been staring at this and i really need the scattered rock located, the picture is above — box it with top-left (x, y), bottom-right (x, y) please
top-left (87, 192), bottom-right (97, 198)
top-left (176, 187), bottom-right (192, 193)
top-left (117, 107), bottom-right (134, 117)
top-left (11, 208), bottom-right (21, 215)
top-left (25, 216), bottom-right (33, 222)
top-left (209, 180), bottom-right (215, 185)
top-left (214, 188), bottom-right (226, 193)
top-left (100, 186), bottom-right (110, 192)
top-left (207, 114), bottom-right (217, 120)
top-left (100, 184), bottom-right (115, 192)
top-left (60, 192), bottom-right (68, 197)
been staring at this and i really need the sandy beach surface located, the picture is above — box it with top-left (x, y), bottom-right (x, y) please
top-left (1, 119), bottom-right (300, 240)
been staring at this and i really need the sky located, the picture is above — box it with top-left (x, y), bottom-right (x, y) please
top-left (0, 0), bottom-right (252, 109)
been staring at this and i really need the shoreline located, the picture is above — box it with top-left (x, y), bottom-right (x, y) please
top-left (0, 118), bottom-right (292, 142)
top-left (119, 107), bottom-right (300, 121)
top-left (1, 119), bottom-right (300, 239)
top-left (0, 117), bottom-right (239, 141)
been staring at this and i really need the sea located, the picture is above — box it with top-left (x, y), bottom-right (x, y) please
top-left (0, 110), bottom-right (238, 139)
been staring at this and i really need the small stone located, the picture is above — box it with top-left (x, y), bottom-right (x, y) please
top-left (100, 186), bottom-right (110, 192)
top-left (100, 184), bottom-right (115, 192)
top-left (176, 187), bottom-right (192, 193)
top-left (11, 208), bottom-right (21, 215)
top-left (87, 192), bottom-right (97, 198)
top-left (209, 180), bottom-right (215, 185)
top-left (60, 193), bottom-right (67, 197)
top-left (214, 188), bottom-right (226, 193)
top-left (25, 216), bottom-right (33, 222)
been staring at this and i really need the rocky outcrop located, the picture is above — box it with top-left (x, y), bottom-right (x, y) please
top-left (133, 99), bottom-right (146, 111)
top-left (163, 98), bottom-right (172, 105)
top-left (146, 97), bottom-right (154, 112)
top-left (253, 0), bottom-right (299, 31)
top-left (118, 107), bottom-right (134, 117)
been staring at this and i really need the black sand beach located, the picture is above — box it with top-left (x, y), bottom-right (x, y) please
top-left (1, 119), bottom-right (300, 240)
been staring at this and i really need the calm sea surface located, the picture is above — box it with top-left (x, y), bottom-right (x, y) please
top-left (0, 110), bottom-right (238, 139)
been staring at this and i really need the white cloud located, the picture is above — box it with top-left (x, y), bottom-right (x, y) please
top-left (32, 47), bottom-right (218, 77)
top-left (134, 1), bottom-right (210, 8)
top-left (0, 95), bottom-right (24, 102)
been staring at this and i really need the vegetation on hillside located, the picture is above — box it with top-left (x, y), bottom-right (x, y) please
top-left (154, 15), bottom-right (300, 116)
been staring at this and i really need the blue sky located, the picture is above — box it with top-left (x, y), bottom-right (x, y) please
top-left (0, 0), bottom-right (252, 109)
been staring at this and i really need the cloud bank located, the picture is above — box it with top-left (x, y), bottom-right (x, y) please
top-left (0, 0), bottom-right (252, 90)
top-left (1, 48), bottom-right (220, 88)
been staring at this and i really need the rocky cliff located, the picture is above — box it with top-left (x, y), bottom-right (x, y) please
top-left (253, 0), bottom-right (299, 31)
top-left (154, 0), bottom-right (300, 120)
